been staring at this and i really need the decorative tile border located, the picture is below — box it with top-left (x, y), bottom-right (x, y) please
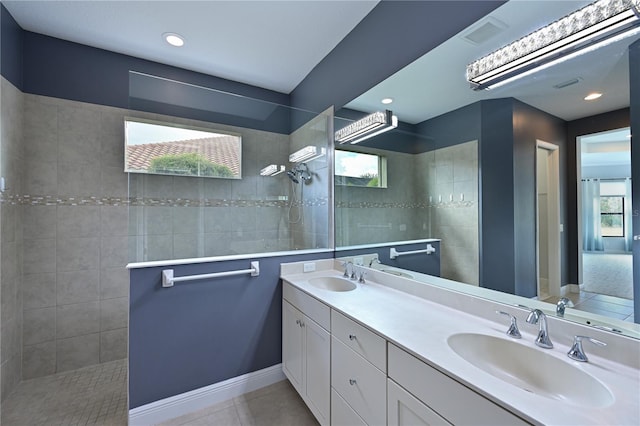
top-left (336, 200), bottom-right (477, 209)
top-left (1, 193), bottom-right (329, 208)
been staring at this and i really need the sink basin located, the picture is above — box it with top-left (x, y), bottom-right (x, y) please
top-left (308, 276), bottom-right (357, 292)
top-left (447, 333), bottom-right (613, 407)
top-left (380, 268), bottom-right (414, 279)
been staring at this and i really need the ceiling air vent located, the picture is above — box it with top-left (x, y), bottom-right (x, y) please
top-left (461, 17), bottom-right (507, 45)
top-left (553, 77), bottom-right (583, 89)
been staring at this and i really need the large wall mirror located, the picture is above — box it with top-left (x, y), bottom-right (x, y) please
top-left (335, 0), bottom-right (640, 338)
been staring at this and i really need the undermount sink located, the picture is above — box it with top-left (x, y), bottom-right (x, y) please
top-left (308, 276), bottom-right (357, 292)
top-left (447, 333), bottom-right (614, 407)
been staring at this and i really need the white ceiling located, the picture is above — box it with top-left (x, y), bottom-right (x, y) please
top-left (345, 0), bottom-right (640, 123)
top-left (3, 0), bottom-right (379, 94)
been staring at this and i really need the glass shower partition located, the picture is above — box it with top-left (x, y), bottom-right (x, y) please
top-left (126, 71), bottom-right (333, 263)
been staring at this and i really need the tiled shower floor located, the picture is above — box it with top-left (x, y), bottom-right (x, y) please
top-left (1, 359), bottom-right (127, 426)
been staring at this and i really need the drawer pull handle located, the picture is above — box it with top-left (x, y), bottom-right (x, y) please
top-left (349, 334), bottom-right (357, 341)
top-left (295, 319), bottom-right (300, 325)
top-left (349, 379), bottom-right (357, 386)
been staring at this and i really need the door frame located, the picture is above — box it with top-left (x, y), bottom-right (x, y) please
top-left (536, 140), bottom-right (561, 298)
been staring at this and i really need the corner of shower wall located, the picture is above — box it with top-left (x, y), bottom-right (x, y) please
top-left (1, 76), bottom-right (24, 401)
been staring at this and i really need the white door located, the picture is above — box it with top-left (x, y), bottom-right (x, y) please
top-left (282, 301), bottom-right (304, 393)
top-left (305, 319), bottom-right (330, 425)
top-left (388, 379), bottom-right (450, 426)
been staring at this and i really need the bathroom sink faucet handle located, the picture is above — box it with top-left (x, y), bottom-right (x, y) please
top-left (556, 297), bottom-right (574, 317)
top-left (496, 311), bottom-right (522, 338)
top-left (567, 335), bottom-right (606, 362)
top-left (526, 309), bottom-right (553, 349)
top-left (358, 270), bottom-right (366, 284)
top-left (350, 265), bottom-right (358, 280)
top-left (343, 261), bottom-right (353, 278)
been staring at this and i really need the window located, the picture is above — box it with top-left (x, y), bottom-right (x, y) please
top-left (335, 150), bottom-right (387, 188)
top-left (124, 118), bottom-right (242, 179)
top-left (600, 181), bottom-right (625, 237)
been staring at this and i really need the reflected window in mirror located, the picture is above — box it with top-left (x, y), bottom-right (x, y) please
top-left (335, 149), bottom-right (387, 188)
top-left (125, 118), bottom-right (242, 179)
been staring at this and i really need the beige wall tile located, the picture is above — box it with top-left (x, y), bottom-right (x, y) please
top-left (56, 302), bottom-right (100, 339)
top-left (22, 273), bottom-right (56, 310)
top-left (57, 206), bottom-right (101, 238)
top-left (56, 333), bottom-right (100, 372)
top-left (100, 267), bottom-right (129, 300)
top-left (100, 297), bottom-right (128, 331)
top-left (23, 307), bottom-right (56, 346)
top-left (57, 270), bottom-right (99, 305)
top-left (23, 238), bottom-right (56, 274)
top-left (100, 328), bottom-right (127, 363)
top-left (57, 237), bottom-right (100, 271)
top-left (22, 341), bottom-right (56, 380)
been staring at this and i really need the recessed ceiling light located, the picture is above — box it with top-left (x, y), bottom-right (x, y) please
top-left (163, 32), bottom-right (185, 47)
top-left (381, 98), bottom-right (393, 105)
top-left (584, 92), bottom-right (602, 101)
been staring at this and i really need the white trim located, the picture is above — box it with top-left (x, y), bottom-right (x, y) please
top-left (128, 364), bottom-right (286, 425)
top-left (127, 249), bottom-right (333, 269)
top-left (336, 238), bottom-right (441, 252)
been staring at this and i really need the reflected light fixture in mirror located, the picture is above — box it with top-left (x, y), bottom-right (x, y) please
top-left (260, 164), bottom-right (285, 176)
top-left (335, 109), bottom-right (398, 144)
top-left (467, 0), bottom-right (640, 90)
top-left (289, 145), bottom-right (326, 163)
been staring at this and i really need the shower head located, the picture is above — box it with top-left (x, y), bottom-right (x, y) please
top-left (286, 169), bottom-right (299, 184)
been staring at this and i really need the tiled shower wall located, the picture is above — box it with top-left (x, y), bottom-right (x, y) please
top-left (335, 148), bottom-right (425, 246)
top-left (127, 119), bottom-right (291, 262)
top-left (417, 140), bottom-right (479, 285)
top-left (20, 94), bottom-right (129, 379)
top-left (289, 109), bottom-right (332, 250)
top-left (335, 141), bottom-right (479, 285)
top-left (1, 77), bottom-right (25, 400)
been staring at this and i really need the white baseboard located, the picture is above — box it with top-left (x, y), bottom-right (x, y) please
top-left (562, 283), bottom-right (582, 295)
top-left (129, 364), bottom-right (285, 425)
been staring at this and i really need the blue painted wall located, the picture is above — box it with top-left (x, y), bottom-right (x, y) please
top-left (129, 251), bottom-right (332, 408)
top-left (1, 3), bottom-right (23, 89)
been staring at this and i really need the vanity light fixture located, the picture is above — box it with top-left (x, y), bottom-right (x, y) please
top-left (260, 164), bottom-right (285, 176)
top-left (289, 146), bottom-right (326, 163)
top-left (584, 92), bottom-right (603, 100)
top-left (163, 32), bottom-right (185, 47)
top-left (335, 110), bottom-right (398, 144)
top-left (466, 0), bottom-right (640, 90)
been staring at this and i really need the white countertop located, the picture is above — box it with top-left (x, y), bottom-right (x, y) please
top-left (281, 264), bottom-right (640, 426)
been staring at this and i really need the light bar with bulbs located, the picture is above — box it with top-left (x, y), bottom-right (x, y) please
top-left (335, 110), bottom-right (398, 144)
top-left (289, 146), bottom-right (326, 163)
top-left (467, 0), bottom-right (640, 90)
top-left (260, 164), bottom-right (285, 176)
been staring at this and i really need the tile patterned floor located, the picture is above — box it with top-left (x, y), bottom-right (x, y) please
top-left (1, 360), bottom-right (316, 426)
top-left (157, 380), bottom-right (318, 426)
top-left (1, 359), bottom-right (127, 426)
top-left (544, 291), bottom-right (635, 323)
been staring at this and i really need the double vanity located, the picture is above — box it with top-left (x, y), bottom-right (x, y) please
top-left (281, 259), bottom-right (640, 425)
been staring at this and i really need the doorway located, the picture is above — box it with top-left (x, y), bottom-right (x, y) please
top-left (536, 141), bottom-right (561, 300)
top-left (575, 128), bottom-right (634, 322)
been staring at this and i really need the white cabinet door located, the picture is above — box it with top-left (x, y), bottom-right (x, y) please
top-left (282, 300), bottom-right (304, 393)
top-left (388, 379), bottom-right (450, 426)
top-left (305, 318), bottom-right (330, 425)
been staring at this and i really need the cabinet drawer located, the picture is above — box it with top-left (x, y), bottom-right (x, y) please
top-left (332, 389), bottom-right (367, 426)
top-left (332, 310), bottom-right (386, 372)
top-left (283, 281), bottom-right (330, 330)
top-left (388, 344), bottom-right (529, 426)
top-left (332, 337), bottom-right (386, 425)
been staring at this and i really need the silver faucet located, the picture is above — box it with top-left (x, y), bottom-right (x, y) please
top-left (369, 257), bottom-right (381, 267)
top-left (556, 297), bottom-right (574, 317)
top-left (526, 309), bottom-right (553, 349)
top-left (343, 261), bottom-right (353, 278)
top-left (567, 335), bottom-right (606, 362)
top-left (496, 311), bottom-right (521, 338)
top-left (358, 270), bottom-right (366, 284)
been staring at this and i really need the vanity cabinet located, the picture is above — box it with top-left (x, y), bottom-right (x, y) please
top-left (282, 283), bottom-right (330, 426)
top-left (388, 344), bottom-right (529, 426)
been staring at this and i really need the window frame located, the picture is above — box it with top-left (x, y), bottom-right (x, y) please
top-left (600, 195), bottom-right (624, 238)
top-left (334, 149), bottom-right (388, 188)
